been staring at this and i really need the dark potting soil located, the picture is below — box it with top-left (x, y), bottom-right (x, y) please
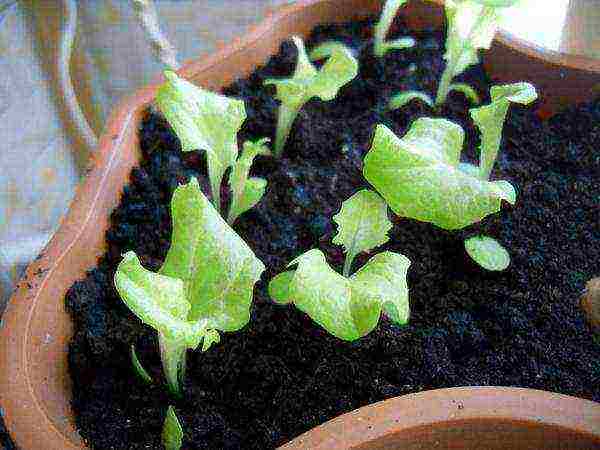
top-left (65, 17), bottom-right (600, 450)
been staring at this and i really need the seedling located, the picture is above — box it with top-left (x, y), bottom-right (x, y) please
top-left (373, 0), bottom-right (415, 58)
top-left (264, 36), bottom-right (359, 157)
top-left (130, 344), bottom-right (153, 384)
top-left (156, 71), bottom-right (270, 222)
top-left (269, 189), bottom-right (410, 341)
top-left (435, 0), bottom-right (519, 106)
top-left (115, 178), bottom-right (264, 395)
top-left (162, 406), bottom-right (183, 450)
top-left (465, 235), bottom-right (510, 271)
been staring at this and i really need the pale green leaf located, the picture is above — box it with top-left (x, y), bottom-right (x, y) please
top-left (156, 70), bottom-right (247, 209)
top-left (162, 406), bottom-right (183, 450)
top-left (160, 178), bottom-right (265, 331)
top-left (228, 138), bottom-right (270, 224)
top-left (388, 91), bottom-right (434, 110)
top-left (363, 120), bottom-right (516, 230)
top-left (114, 252), bottom-right (198, 343)
top-left (130, 344), bottom-right (153, 384)
top-left (465, 235), bottom-right (510, 271)
top-left (277, 249), bottom-right (410, 341)
top-left (448, 82), bottom-right (481, 104)
top-left (374, 0), bottom-right (415, 57)
top-left (201, 329), bottom-right (221, 352)
top-left (265, 36), bottom-right (358, 155)
top-left (471, 82), bottom-right (537, 179)
top-left (332, 190), bottom-right (392, 276)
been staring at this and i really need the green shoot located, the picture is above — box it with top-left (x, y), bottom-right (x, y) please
top-left (435, 0), bottom-right (519, 106)
top-left (227, 138), bottom-right (270, 225)
top-left (162, 406), bottom-right (183, 450)
top-left (465, 235), bottom-right (510, 270)
top-left (264, 36), bottom-right (358, 157)
top-left (363, 119), bottom-right (516, 230)
top-left (115, 178), bottom-right (264, 396)
top-left (374, 0), bottom-right (415, 58)
top-left (269, 190), bottom-right (410, 341)
top-left (388, 91), bottom-right (434, 110)
top-left (471, 82), bottom-right (537, 180)
top-left (130, 344), bottom-right (153, 385)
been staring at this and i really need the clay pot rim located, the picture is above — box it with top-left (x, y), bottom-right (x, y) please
top-left (1, 1), bottom-right (599, 449)
top-left (281, 386), bottom-right (600, 449)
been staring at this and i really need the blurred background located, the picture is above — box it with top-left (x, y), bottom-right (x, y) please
top-left (0, 0), bottom-right (597, 310)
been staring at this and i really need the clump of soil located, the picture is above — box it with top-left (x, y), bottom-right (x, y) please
top-left (66, 16), bottom-right (600, 450)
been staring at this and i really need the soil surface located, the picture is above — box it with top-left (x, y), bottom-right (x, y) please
top-left (65, 17), bottom-right (600, 450)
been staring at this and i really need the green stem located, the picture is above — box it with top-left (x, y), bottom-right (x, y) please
top-left (159, 333), bottom-right (187, 397)
top-left (207, 153), bottom-right (223, 213)
top-left (274, 104), bottom-right (300, 158)
top-left (435, 57), bottom-right (458, 107)
top-left (342, 253), bottom-right (355, 278)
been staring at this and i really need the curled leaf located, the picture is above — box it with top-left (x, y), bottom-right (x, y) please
top-left (374, 0), bottom-right (415, 57)
top-left (269, 249), bottom-right (410, 341)
top-left (465, 235), bottom-right (510, 271)
top-left (471, 82), bottom-right (537, 179)
top-left (388, 91), bottom-right (434, 110)
top-left (363, 119), bottom-right (516, 230)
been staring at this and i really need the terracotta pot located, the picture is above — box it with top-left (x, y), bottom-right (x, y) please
top-left (1, 1), bottom-right (599, 449)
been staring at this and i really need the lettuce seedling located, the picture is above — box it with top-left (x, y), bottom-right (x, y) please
top-left (227, 138), bottom-right (270, 225)
top-left (465, 235), bottom-right (510, 271)
top-left (269, 190), bottom-right (410, 341)
top-left (470, 82), bottom-right (537, 180)
top-left (373, 0), bottom-right (415, 58)
top-left (162, 406), bottom-right (183, 450)
top-left (264, 36), bottom-right (359, 157)
top-left (115, 178), bottom-right (264, 395)
top-left (363, 118), bottom-right (516, 230)
top-left (435, 0), bottom-right (519, 106)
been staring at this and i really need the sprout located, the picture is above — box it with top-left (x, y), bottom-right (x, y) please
top-left (156, 71), bottom-right (269, 220)
top-left (115, 178), bottom-right (264, 395)
top-left (373, 0), bottom-right (415, 58)
top-left (471, 82), bottom-right (537, 180)
top-left (264, 36), bottom-right (359, 157)
top-left (269, 190), bottom-right (410, 341)
top-left (162, 406), bottom-right (183, 450)
top-left (435, 0), bottom-right (519, 106)
top-left (130, 344), bottom-right (153, 385)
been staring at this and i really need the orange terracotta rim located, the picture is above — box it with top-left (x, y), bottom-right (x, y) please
top-left (0, 1), bottom-right (599, 450)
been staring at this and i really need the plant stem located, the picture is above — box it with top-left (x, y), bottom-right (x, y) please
top-left (435, 57), bottom-right (458, 107)
top-left (274, 104), bottom-right (300, 158)
top-left (207, 153), bottom-right (223, 213)
top-left (342, 253), bottom-right (355, 278)
top-left (159, 333), bottom-right (187, 397)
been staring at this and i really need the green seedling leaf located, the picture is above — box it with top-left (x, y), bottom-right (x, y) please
top-left (228, 138), bottom-right (270, 224)
top-left (363, 119), bottom-right (516, 230)
top-left (269, 249), bottom-right (410, 341)
top-left (201, 329), bottom-right (221, 352)
top-left (435, 0), bottom-right (518, 105)
top-left (332, 190), bottom-right (392, 276)
top-left (162, 406), bottom-right (183, 450)
top-left (160, 178), bottom-right (265, 331)
top-left (115, 178), bottom-right (264, 395)
top-left (268, 271), bottom-right (295, 305)
top-left (156, 71), bottom-right (246, 211)
top-left (130, 344), bottom-right (153, 385)
top-left (388, 91), bottom-right (434, 110)
top-left (465, 235), bottom-right (510, 271)
top-left (264, 36), bottom-right (358, 156)
top-left (448, 82), bottom-right (481, 104)
top-left (471, 82), bottom-right (537, 180)
top-left (374, 0), bottom-right (415, 57)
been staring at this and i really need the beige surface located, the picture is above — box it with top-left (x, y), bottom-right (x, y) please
top-left (0, 0), bottom-right (290, 307)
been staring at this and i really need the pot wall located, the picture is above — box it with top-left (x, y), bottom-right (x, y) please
top-left (0, 1), bottom-right (598, 449)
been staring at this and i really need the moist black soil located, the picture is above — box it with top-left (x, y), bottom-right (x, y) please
top-left (65, 17), bottom-right (600, 450)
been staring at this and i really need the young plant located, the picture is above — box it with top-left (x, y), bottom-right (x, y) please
top-left (115, 178), bottom-right (264, 396)
top-left (373, 0), bottom-right (415, 58)
top-left (156, 71), bottom-right (270, 222)
top-left (269, 189), bottom-right (410, 341)
top-left (435, 0), bottom-right (519, 106)
top-left (465, 235), bottom-right (510, 271)
top-left (264, 36), bottom-right (359, 157)
top-left (162, 406), bottom-right (183, 450)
